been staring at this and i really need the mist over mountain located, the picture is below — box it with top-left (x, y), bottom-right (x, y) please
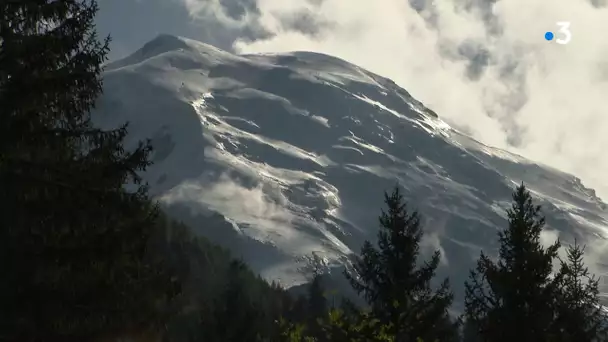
top-left (95, 34), bottom-right (608, 309)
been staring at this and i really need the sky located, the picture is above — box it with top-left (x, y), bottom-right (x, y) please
top-left (96, 0), bottom-right (608, 199)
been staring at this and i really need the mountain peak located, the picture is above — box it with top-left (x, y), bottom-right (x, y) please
top-left (141, 34), bottom-right (190, 55)
top-left (105, 34), bottom-right (205, 71)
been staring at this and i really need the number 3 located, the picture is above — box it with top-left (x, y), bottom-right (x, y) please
top-left (556, 22), bottom-right (571, 45)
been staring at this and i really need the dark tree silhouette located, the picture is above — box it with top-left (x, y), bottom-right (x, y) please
top-left (464, 184), bottom-right (561, 342)
top-left (552, 242), bottom-right (608, 341)
top-left (0, 1), bottom-right (177, 340)
top-left (345, 186), bottom-right (457, 342)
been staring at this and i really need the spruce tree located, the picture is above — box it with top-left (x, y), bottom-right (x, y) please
top-left (0, 1), bottom-right (177, 341)
top-left (461, 319), bottom-right (481, 342)
top-left (464, 184), bottom-right (561, 342)
top-left (320, 309), bottom-right (394, 342)
top-left (552, 242), bottom-right (608, 341)
top-left (345, 186), bottom-right (457, 342)
top-left (211, 260), bottom-right (264, 342)
top-left (306, 274), bottom-right (329, 338)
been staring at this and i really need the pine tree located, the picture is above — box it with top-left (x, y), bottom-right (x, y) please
top-left (0, 1), bottom-right (178, 340)
top-left (211, 260), bottom-right (264, 342)
top-left (320, 309), bottom-right (394, 342)
top-left (551, 242), bottom-right (608, 341)
top-left (277, 318), bottom-right (317, 342)
top-left (306, 274), bottom-right (329, 338)
top-left (461, 319), bottom-right (481, 342)
top-left (345, 186), bottom-right (457, 342)
top-left (464, 184), bottom-right (561, 342)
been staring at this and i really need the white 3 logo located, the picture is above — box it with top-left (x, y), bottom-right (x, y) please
top-left (555, 22), bottom-right (571, 45)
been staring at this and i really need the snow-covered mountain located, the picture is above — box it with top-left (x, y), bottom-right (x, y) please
top-left (95, 34), bottom-right (608, 308)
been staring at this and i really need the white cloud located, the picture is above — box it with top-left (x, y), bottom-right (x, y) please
top-left (179, 0), bottom-right (608, 200)
top-left (540, 229), bottom-right (560, 250)
top-left (161, 173), bottom-right (297, 236)
top-left (573, 237), bottom-right (608, 285)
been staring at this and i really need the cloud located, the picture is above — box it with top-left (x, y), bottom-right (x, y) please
top-left (581, 238), bottom-right (608, 293)
top-left (161, 173), bottom-right (298, 236)
top-left (421, 214), bottom-right (450, 266)
top-left (178, 0), bottom-right (608, 199)
top-left (540, 229), bottom-right (560, 250)
top-left (180, 0), bottom-right (260, 27)
top-left (538, 228), bottom-right (608, 287)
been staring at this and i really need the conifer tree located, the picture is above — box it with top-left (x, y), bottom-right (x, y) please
top-left (211, 260), bottom-right (264, 341)
top-left (345, 186), bottom-right (457, 342)
top-left (0, 1), bottom-right (177, 340)
top-left (320, 309), bottom-right (394, 342)
top-left (461, 319), bottom-right (481, 342)
top-left (551, 242), bottom-right (608, 341)
top-left (464, 184), bottom-right (561, 342)
top-left (279, 308), bottom-right (396, 342)
top-left (306, 274), bottom-right (329, 338)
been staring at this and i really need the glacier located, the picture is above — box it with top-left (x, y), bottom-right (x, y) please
top-left (94, 34), bottom-right (608, 309)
